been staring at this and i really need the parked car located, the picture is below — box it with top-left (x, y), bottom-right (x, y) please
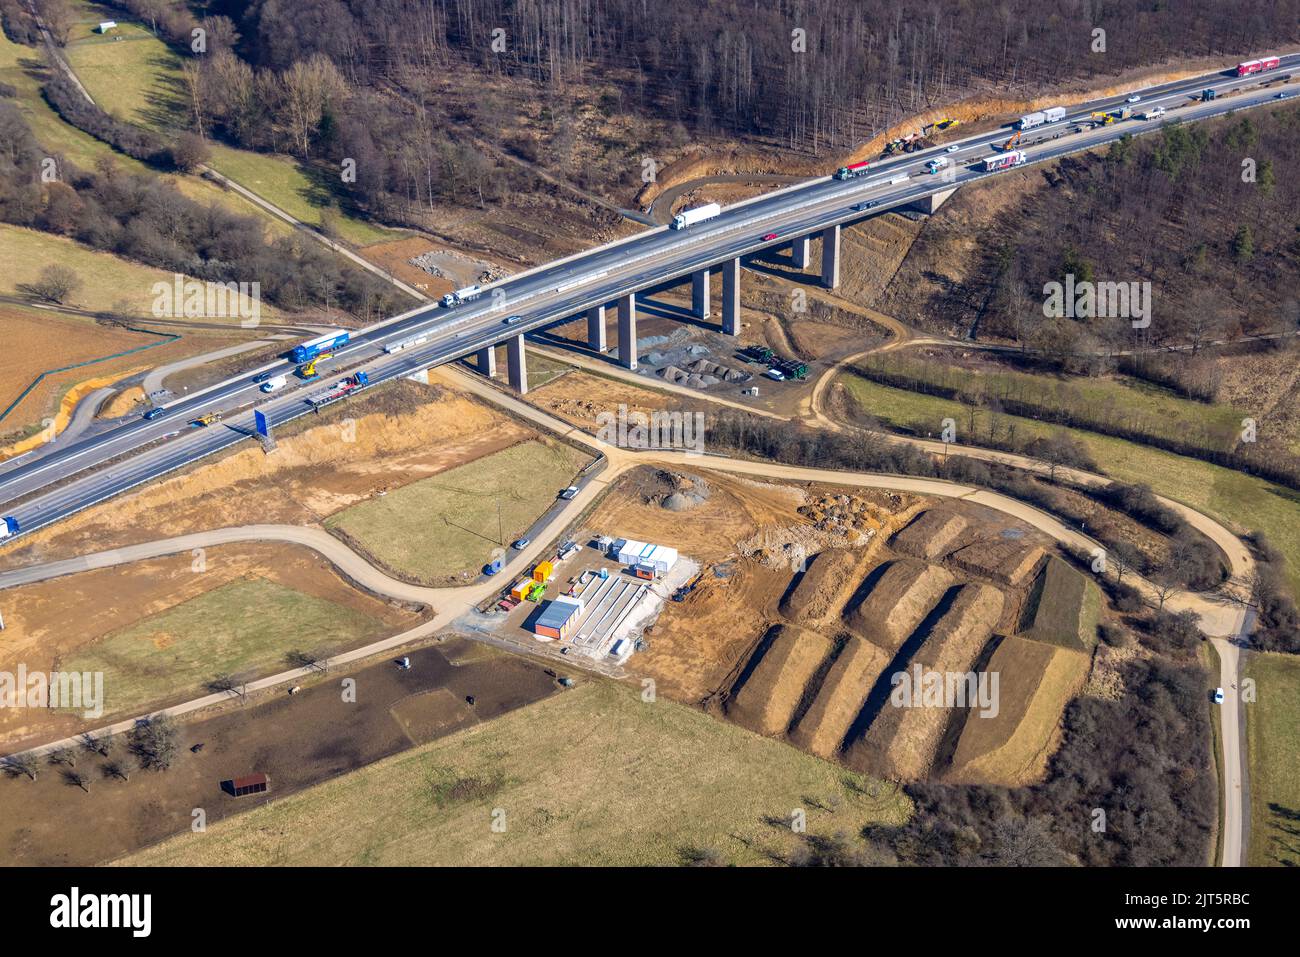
top-left (512, 538), bottom-right (530, 550)
top-left (558, 486), bottom-right (579, 500)
top-left (1213, 687), bottom-right (1226, 705)
top-left (143, 407), bottom-right (165, 421)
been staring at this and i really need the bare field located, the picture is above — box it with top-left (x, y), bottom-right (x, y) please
top-left (119, 680), bottom-right (909, 867)
top-left (0, 541), bottom-right (422, 750)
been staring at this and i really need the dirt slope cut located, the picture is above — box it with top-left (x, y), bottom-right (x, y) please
top-left (845, 583), bottom-right (1004, 781)
top-left (1018, 555), bottom-right (1101, 652)
top-left (945, 636), bottom-right (1090, 786)
top-left (779, 548), bottom-right (861, 624)
top-left (948, 539), bottom-right (1046, 587)
top-left (891, 509), bottom-right (969, 560)
top-left (725, 625), bottom-right (833, 737)
top-left (788, 636), bottom-right (892, 759)
top-left (846, 559), bottom-right (954, 653)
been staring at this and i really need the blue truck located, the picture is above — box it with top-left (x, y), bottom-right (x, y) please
top-left (0, 516), bottom-right (19, 541)
top-left (290, 330), bottom-right (350, 364)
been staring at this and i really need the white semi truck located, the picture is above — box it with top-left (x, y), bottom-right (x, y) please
top-left (441, 284), bottom-right (482, 308)
top-left (1018, 106), bottom-right (1067, 130)
top-left (671, 202), bottom-right (721, 230)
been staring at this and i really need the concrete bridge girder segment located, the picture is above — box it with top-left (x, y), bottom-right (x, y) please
top-left (587, 304), bottom-right (608, 352)
top-left (692, 269), bottom-right (711, 319)
top-left (506, 333), bottom-right (528, 394)
top-left (792, 234), bottom-right (811, 269)
top-left (821, 224), bottom-right (841, 289)
top-left (721, 257), bottom-right (741, 336)
top-left (618, 294), bottom-right (637, 370)
top-left (476, 345), bottom-right (496, 378)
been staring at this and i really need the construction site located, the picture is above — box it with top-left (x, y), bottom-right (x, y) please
top-left (485, 465), bottom-right (1104, 789)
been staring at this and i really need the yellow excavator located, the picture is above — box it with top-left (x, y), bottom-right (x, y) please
top-left (297, 352), bottom-right (332, 379)
top-left (1001, 130), bottom-right (1022, 151)
top-left (193, 411), bottom-right (222, 428)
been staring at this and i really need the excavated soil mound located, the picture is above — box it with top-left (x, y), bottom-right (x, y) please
top-left (845, 583), bottom-right (1005, 781)
top-left (846, 559), bottom-right (954, 653)
top-left (948, 539), bottom-right (1046, 587)
top-left (686, 358), bottom-right (749, 382)
top-left (779, 548), bottom-right (861, 624)
top-left (945, 636), bottom-right (1090, 787)
top-left (725, 624), bottom-right (833, 737)
top-left (788, 636), bottom-right (893, 760)
top-left (891, 509), bottom-right (969, 560)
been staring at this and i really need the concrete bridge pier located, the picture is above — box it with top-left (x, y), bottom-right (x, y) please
top-left (506, 334), bottom-right (527, 394)
top-left (692, 269), bottom-right (711, 319)
top-left (586, 305), bottom-right (607, 352)
top-left (617, 294), bottom-right (637, 370)
top-left (820, 224), bottom-right (841, 289)
top-left (476, 346), bottom-right (496, 377)
top-left (721, 257), bottom-right (741, 336)
top-left (792, 235), bottom-right (811, 269)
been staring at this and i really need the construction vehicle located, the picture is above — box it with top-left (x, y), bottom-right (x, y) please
top-left (192, 411), bottom-right (222, 427)
top-left (771, 357), bottom-right (809, 380)
top-left (297, 353), bottom-right (332, 379)
top-left (306, 371), bottom-right (370, 408)
top-left (672, 571), bottom-right (705, 602)
top-left (1001, 131), bottom-right (1022, 151)
top-left (937, 118), bottom-right (959, 130)
top-left (1201, 88), bottom-right (1218, 101)
top-left (0, 516), bottom-right (19, 541)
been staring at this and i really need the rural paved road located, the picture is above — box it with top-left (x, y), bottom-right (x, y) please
top-left (1212, 631), bottom-right (1251, 867)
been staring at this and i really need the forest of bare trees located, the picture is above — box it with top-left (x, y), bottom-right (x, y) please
top-left (80, 0), bottom-right (1300, 222)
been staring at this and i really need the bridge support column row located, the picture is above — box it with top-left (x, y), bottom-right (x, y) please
top-left (506, 334), bottom-right (527, 394)
top-left (692, 269), bottom-right (711, 319)
top-left (721, 257), bottom-right (741, 336)
top-left (618, 294), bottom-right (637, 370)
top-left (476, 346), bottom-right (496, 378)
top-left (820, 224), bottom-right (841, 289)
top-left (587, 305), bottom-right (607, 352)
top-left (792, 235), bottom-right (811, 269)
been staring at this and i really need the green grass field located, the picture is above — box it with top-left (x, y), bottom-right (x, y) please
top-left (326, 440), bottom-right (590, 582)
top-left (0, 224), bottom-right (218, 315)
top-left (62, 578), bottom-right (386, 718)
top-left (0, 30), bottom-right (293, 234)
top-left (856, 353), bottom-right (1245, 452)
top-left (841, 373), bottom-right (1300, 599)
top-left (120, 679), bottom-right (911, 866)
top-left (59, 3), bottom-right (397, 247)
top-left (1244, 652), bottom-right (1300, 867)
